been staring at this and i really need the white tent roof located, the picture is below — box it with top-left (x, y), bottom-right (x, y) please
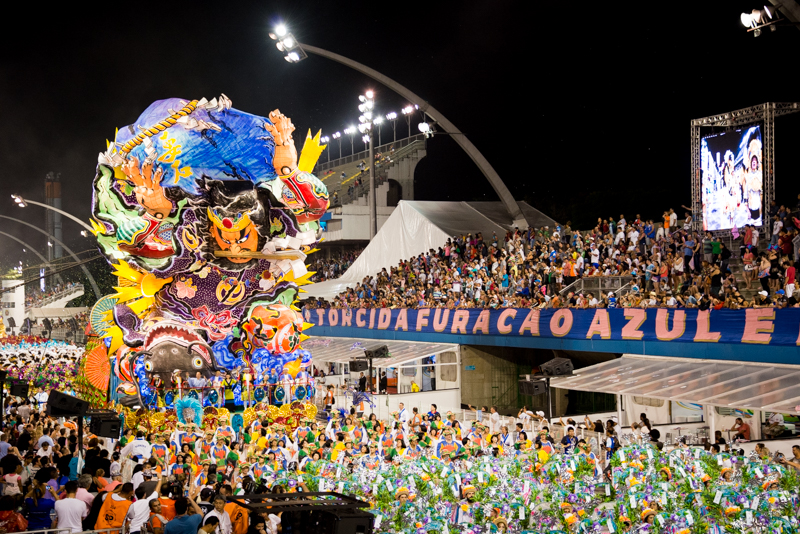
top-left (305, 336), bottom-right (458, 368)
top-left (549, 354), bottom-right (800, 415)
top-left (306, 200), bottom-right (556, 300)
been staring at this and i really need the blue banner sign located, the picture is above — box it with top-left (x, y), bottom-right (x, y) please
top-left (305, 308), bottom-right (800, 364)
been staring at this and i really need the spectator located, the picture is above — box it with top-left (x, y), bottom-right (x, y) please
top-left (54, 481), bottom-right (86, 533)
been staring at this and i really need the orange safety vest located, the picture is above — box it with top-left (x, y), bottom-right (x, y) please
top-left (225, 502), bottom-right (250, 534)
top-left (95, 494), bottom-right (132, 532)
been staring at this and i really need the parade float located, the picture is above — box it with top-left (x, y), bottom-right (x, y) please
top-left (80, 95), bottom-right (326, 430)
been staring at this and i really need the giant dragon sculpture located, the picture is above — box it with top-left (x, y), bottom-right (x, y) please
top-left (85, 95), bottom-right (327, 416)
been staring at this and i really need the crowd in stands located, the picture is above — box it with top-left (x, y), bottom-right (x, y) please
top-left (25, 282), bottom-right (83, 309)
top-left (307, 201), bottom-right (800, 311)
top-left (308, 249), bottom-right (364, 283)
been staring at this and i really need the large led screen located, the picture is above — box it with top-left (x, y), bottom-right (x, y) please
top-left (700, 125), bottom-right (762, 231)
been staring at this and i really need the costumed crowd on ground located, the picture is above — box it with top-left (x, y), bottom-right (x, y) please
top-left (1, 395), bottom-right (800, 533)
top-left (307, 200), bottom-right (800, 311)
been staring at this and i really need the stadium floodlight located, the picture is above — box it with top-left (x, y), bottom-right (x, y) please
top-left (373, 116), bottom-right (383, 124)
top-left (47, 241), bottom-right (53, 247)
top-left (740, 12), bottom-right (753, 26)
top-left (364, 111), bottom-right (372, 120)
top-left (365, 90), bottom-right (374, 99)
top-left (401, 106), bottom-right (414, 115)
top-left (11, 194), bottom-right (27, 207)
top-left (268, 24), bottom-right (307, 62)
top-left (418, 122), bottom-right (430, 133)
top-left (344, 127), bottom-right (355, 135)
top-left (385, 112), bottom-right (398, 143)
top-left (80, 230), bottom-right (88, 237)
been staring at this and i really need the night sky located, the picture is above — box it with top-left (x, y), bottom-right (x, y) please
top-left (1, 1), bottom-right (799, 269)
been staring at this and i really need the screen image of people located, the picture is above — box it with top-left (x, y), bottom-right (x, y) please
top-left (700, 125), bottom-right (762, 231)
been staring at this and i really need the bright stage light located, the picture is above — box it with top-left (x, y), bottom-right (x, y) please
top-left (740, 12), bottom-right (752, 26)
top-left (275, 24), bottom-right (287, 37)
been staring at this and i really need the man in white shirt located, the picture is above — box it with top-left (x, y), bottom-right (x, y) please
top-left (204, 495), bottom-right (233, 534)
top-left (126, 474), bottom-right (163, 534)
top-left (489, 406), bottom-right (501, 434)
top-left (55, 481), bottom-right (88, 533)
top-left (397, 403), bottom-right (409, 424)
top-left (121, 431), bottom-right (152, 460)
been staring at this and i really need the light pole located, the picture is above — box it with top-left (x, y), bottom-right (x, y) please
top-left (0, 215), bottom-right (102, 299)
top-left (385, 112), bottom-right (398, 144)
top-left (332, 131), bottom-right (342, 159)
top-left (356, 90), bottom-right (377, 239)
top-left (11, 195), bottom-right (94, 233)
top-left (373, 116), bottom-right (383, 146)
top-left (268, 26), bottom-right (526, 226)
top-left (344, 126), bottom-right (356, 155)
top-left (401, 106), bottom-right (415, 138)
top-left (320, 136), bottom-right (330, 162)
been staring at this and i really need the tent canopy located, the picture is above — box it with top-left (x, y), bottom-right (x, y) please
top-left (306, 200), bottom-right (557, 300)
top-left (548, 354), bottom-right (800, 415)
top-left (305, 336), bottom-right (458, 368)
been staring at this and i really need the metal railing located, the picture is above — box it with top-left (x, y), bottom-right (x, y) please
top-left (28, 326), bottom-right (87, 345)
top-left (326, 138), bottom-right (426, 208)
top-left (316, 134), bottom-right (425, 174)
top-left (559, 275), bottom-right (634, 297)
top-left (25, 284), bottom-right (85, 311)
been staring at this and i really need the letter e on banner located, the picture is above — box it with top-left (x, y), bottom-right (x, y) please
top-left (742, 308), bottom-right (775, 344)
top-left (550, 309), bottom-right (573, 337)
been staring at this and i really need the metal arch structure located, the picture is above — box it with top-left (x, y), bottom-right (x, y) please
top-left (297, 42), bottom-right (527, 228)
top-left (13, 197), bottom-right (94, 233)
top-left (0, 215), bottom-right (102, 299)
top-left (0, 231), bottom-right (53, 268)
top-left (690, 102), bottom-right (800, 233)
